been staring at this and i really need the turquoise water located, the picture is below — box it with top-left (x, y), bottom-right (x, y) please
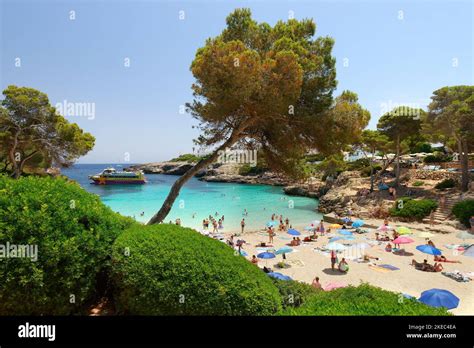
top-left (63, 164), bottom-right (321, 231)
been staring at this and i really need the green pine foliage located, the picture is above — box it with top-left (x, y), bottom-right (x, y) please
top-left (390, 197), bottom-right (438, 219)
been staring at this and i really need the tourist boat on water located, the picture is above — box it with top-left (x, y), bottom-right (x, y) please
top-left (89, 167), bottom-right (146, 185)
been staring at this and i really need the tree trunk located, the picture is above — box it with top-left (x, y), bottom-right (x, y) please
top-left (460, 139), bottom-right (469, 192)
top-left (369, 162), bottom-right (374, 192)
top-left (147, 124), bottom-right (249, 225)
top-left (8, 130), bottom-right (20, 178)
top-left (394, 135), bottom-right (400, 187)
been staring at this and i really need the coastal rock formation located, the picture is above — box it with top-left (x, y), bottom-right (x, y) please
top-left (126, 161), bottom-right (197, 175)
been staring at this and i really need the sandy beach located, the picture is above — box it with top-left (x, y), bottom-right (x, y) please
top-left (214, 218), bottom-right (474, 315)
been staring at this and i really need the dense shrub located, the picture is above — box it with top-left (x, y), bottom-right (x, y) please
top-left (271, 279), bottom-right (320, 309)
top-left (170, 153), bottom-right (207, 163)
top-left (412, 181), bottom-right (424, 187)
top-left (390, 197), bottom-right (438, 219)
top-left (452, 199), bottom-right (474, 228)
top-left (423, 153), bottom-right (452, 163)
top-left (360, 165), bottom-right (382, 177)
top-left (111, 224), bottom-right (282, 315)
top-left (0, 176), bottom-right (134, 315)
top-left (238, 163), bottom-right (268, 176)
top-left (282, 284), bottom-right (450, 316)
top-left (435, 178), bottom-right (457, 190)
top-left (346, 158), bottom-right (370, 170)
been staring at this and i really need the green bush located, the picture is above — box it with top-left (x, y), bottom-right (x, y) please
top-left (111, 224), bottom-right (282, 315)
top-left (435, 178), bottom-right (457, 190)
top-left (271, 279), bottom-right (320, 309)
top-left (360, 165), bottom-right (382, 177)
top-left (0, 176), bottom-right (134, 315)
top-left (346, 158), bottom-right (370, 170)
top-left (238, 163), bottom-right (267, 176)
top-left (423, 153), bottom-right (452, 163)
top-left (452, 199), bottom-right (474, 228)
top-left (282, 283), bottom-right (450, 316)
top-left (412, 181), bottom-right (424, 187)
top-left (170, 153), bottom-right (206, 163)
top-left (390, 197), bottom-right (438, 219)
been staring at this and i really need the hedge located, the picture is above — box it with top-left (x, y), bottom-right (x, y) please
top-left (0, 176), bottom-right (134, 315)
top-left (282, 283), bottom-right (450, 316)
top-left (390, 197), bottom-right (438, 219)
top-left (435, 178), bottom-right (457, 190)
top-left (271, 279), bottom-right (320, 309)
top-left (111, 224), bottom-right (282, 315)
top-left (452, 199), bottom-right (474, 228)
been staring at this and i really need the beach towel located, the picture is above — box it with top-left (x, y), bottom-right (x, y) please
top-left (379, 264), bottom-right (400, 271)
top-left (369, 265), bottom-right (390, 273)
top-left (442, 271), bottom-right (471, 282)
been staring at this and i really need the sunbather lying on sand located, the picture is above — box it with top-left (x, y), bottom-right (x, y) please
top-left (411, 259), bottom-right (443, 272)
top-left (434, 255), bottom-right (461, 263)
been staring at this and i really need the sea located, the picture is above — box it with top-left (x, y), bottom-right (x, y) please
top-left (62, 164), bottom-right (322, 231)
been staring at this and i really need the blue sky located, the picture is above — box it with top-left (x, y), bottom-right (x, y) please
top-left (1, 0), bottom-right (472, 163)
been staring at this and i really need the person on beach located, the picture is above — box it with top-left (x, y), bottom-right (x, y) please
top-left (318, 220), bottom-right (325, 235)
top-left (427, 239), bottom-right (436, 248)
top-left (285, 218), bottom-right (290, 229)
top-left (385, 243), bottom-right (392, 252)
top-left (434, 255), bottom-right (461, 263)
top-left (330, 249), bottom-right (337, 270)
top-left (251, 255), bottom-right (258, 265)
top-left (338, 258), bottom-right (349, 273)
top-left (241, 219), bottom-right (246, 234)
top-left (312, 276), bottom-right (322, 290)
top-left (212, 220), bottom-right (218, 233)
top-left (268, 227), bottom-right (274, 244)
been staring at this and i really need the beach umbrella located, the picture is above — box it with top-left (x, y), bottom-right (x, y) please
top-left (330, 223), bottom-right (342, 229)
top-left (393, 236), bottom-right (414, 244)
top-left (275, 246), bottom-right (293, 255)
top-left (352, 219), bottom-right (365, 228)
top-left (267, 272), bottom-right (292, 281)
top-left (456, 231), bottom-right (474, 240)
top-left (418, 289), bottom-right (460, 310)
top-left (329, 235), bottom-right (355, 243)
top-left (266, 221), bottom-right (278, 227)
top-left (257, 252), bottom-right (276, 259)
top-left (418, 232), bottom-right (435, 239)
top-left (416, 244), bottom-right (442, 256)
top-left (287, 229), bottom-right (301, 236)
top-left (337, 229), bottom-right (353, 236)
top-left (463, 245), bottom-right (474, 258)
top-left (325, 242), bottom-right (347, 251)
top-left (324, 282), bottom-right (347, 291)
top-left (397, 226), bottom-right (412, 235)
top-left (352, 242), bottom-right (370, 250)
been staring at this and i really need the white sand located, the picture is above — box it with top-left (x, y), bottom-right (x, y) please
top-left (217, 219), bottom-right (474, 315)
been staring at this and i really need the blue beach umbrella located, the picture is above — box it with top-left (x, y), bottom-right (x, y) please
top-left (416, 244), bottom-right (442, 256)
top-left (337, 229), bottom-right (353, 236)
top-left (275, 246), bottom-right (293, 255)
top-left (329, 235), bottom-right (355, 243)
top-left (352, 219), bottom-right (365, 228)
top-left (418, 289), bottom-right (460, 309)
top-left (266, 221), bottom-right (278, 227)
top-left (257, 252), bottom-right (276, 259)
top-left (267, 272), bottom-right (293, 281)
top-left (287, 229), bottom-right (301, 236)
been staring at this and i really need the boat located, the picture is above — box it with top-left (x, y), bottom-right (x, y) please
top-left (89, 167), bottom-right (146, 185)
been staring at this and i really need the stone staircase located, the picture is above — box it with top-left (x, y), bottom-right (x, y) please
top-left (428, 193), bottom-right (473, 224)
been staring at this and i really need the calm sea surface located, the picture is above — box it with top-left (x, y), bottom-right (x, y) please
top-left (62, 164), bottom-right (321, 231)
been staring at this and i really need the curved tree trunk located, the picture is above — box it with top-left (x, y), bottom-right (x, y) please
top-left (460, 139), bottom-right (469, 192)
top-left (147, 123), bottom-right (250, 225)
top-left (394, 135), bottom-right (400, 187)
